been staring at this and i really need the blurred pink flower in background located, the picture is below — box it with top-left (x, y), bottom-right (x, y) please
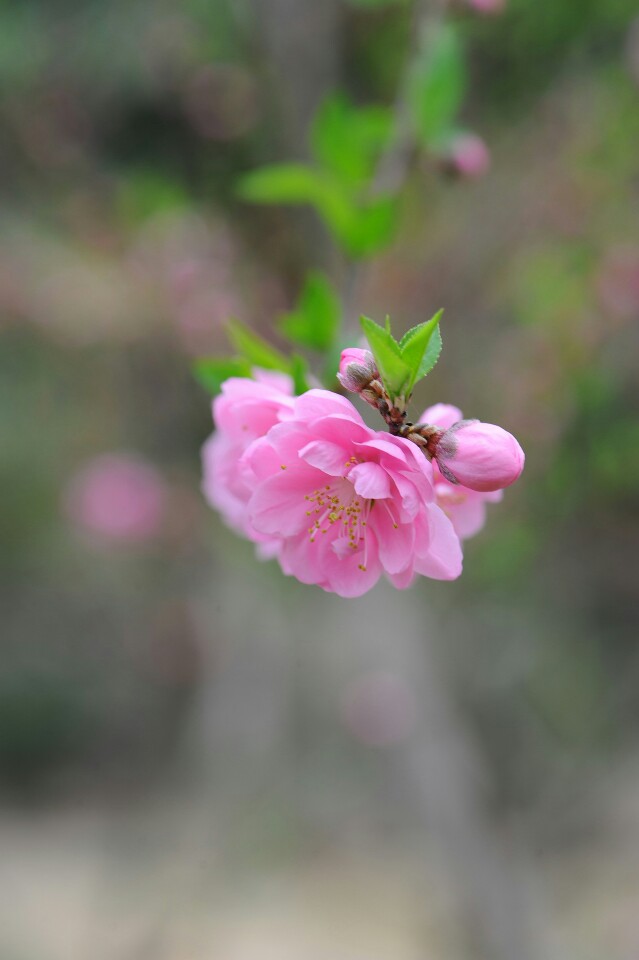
top-left (340, 672), bottom-right (416, 748)
top-left (596, 246), bottom-right (639, 323)
top-left (466, 0), bottom-right (506, 14)
top-left (127, 212), bottom-right (244, 355)
top-left (420, 404), bottom-right (503, 539)
top-left (446, 133), bottom-right (491, 179)
top-left (64, 454), bottom-right (168, 543)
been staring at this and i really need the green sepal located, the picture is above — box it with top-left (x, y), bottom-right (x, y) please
top-left (193, 357), bottom-right (252, 396)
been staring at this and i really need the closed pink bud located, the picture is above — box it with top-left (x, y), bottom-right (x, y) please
top-left (467, 0), bottom-right (506, 14)
top-left (337, 348), bottom-right (379, 394)
top-left (448, 133), bottom-right (491, 179)
top-left (435, 420), bottom-right (524, 492)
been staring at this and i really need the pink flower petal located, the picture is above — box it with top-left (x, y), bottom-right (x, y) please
top-left (420, 403), bottom-right (463, 430)
top-left (249, 467), bottom-right (325, 536)
top-left (299, 439), bottom-right (351, 475)
top-left (436, 485), bottom-right (487, 540)
top-left (348, 462), bottom-right (392, 500)
top-left (294, 389), bottom-right (366, 424)
top-left (413, 506), bottom-right (463, 580)
top-left (324, 529), bottom-right (382, 598)
top-left (370, 501), bottom-right (414, 574)
top-left (355, 437), bottom-right (408, 463)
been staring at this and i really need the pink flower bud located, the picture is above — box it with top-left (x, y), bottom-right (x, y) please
top-left (467, 0), bottom-right (506, 14)
top-left (448, 133), bottom-right (491, 179)
top-left (435, 420), bottom-right (524, 492)
top-left (337, 348), bottom-right (379, 394)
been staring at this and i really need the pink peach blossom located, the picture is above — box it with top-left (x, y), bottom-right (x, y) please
top-left (421, 404), bottom-right (503, 539)
top-left (201, 371), bottom-right (295, 554)
top-left (244, 390), bottom-right (462, 597)
top-left (65, 454), bottom-right (167, 542)
top-left (447, 133), bottom-right (491, 179)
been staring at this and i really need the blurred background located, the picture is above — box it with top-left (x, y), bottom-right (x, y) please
top-left (1, 0), bottom-right (639, 957)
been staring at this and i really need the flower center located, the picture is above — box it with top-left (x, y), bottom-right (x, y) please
top-left (304, 479), bottom-right (372, 569)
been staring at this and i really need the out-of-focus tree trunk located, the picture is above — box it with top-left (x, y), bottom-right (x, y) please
top-left (250, 0), bottom-right (342, 269)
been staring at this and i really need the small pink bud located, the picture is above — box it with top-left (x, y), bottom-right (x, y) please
top-left (435, 420), bottom-right (524, 492)
top-left (447, 133), bottom-right (491, 179)
top-left (337, 348), bottom-right (379, 394)
top-left (466, 0), bottom-right (506, 14)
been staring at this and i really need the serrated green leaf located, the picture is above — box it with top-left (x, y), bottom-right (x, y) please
top-left (409, 23), bottom-right (465, 146)
top-left (416, 323), bottom-right (442, 380)
top-left (278, 272), bottom-right (341, 351)
top-left (399, 309), bottom-right (443, 393)
top-left (227, 320), bottom-right (290, 372)
top-left (360, 315), bottom-right (411, 398)
top-left (193, 357), bottom-right (251, 395)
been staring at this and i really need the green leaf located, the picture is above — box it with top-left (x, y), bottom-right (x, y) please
top-left (238, 163), bottom-right (362, 256)
top-left (341, 195), bottom-right (399, 259)
top-left (290, 354), bottom-right (311, 395)
top-left (416, 323), bottom-right (442, 381)
top-left (193, 357), bottom-right (251, 395)
top-left (360, 315), bottom-right (411, 398)
top-left (399, 308), bottom-right (443, 392)
top-left (227, 320), bottom-right (290, 372)
top-left (409, 23), bottom-right (465, 146)
top-left (278, 272), bottom-right (341, 351)
top-left (311, 92), bottom-right (393, 188)
top-left (237, 164), bottom-right (326, 204)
